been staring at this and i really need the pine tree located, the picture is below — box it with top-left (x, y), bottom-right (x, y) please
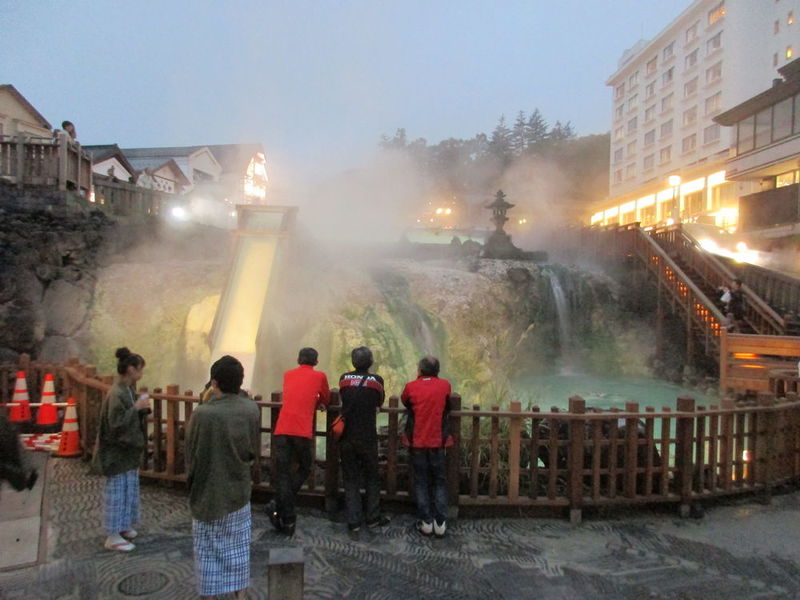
top-left (524, 109), bottom-right (548, 152)
top-left (488, 115), bottom-right (513, 166)
top-left (510, 111), bottom-right (527, 156)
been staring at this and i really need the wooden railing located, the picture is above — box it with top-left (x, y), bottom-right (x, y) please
top-left (720, 333), bottom-right (800, 395)
top-left (725, 260), bottom-right (800, 325)
top-left (652, 225), bottom-right (786, 336)
top-left (3, 357), bottom-right (800, 520)
top-left (0, 133), bottom-right (91, 193)
top-left (584, 223), bottom-right (725, 357)
top-left (92, 176), bottom-right (166, 218)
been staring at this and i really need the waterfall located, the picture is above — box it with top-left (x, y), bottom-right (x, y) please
top-left (547, 271), bottom-right (575, 373)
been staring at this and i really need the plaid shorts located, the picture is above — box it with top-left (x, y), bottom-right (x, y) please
top-left (192, 503), bottom-right (251, 596)
top-left (103, 469), bottom-right (140, 534)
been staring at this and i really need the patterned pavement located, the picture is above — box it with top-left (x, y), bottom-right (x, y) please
top-left (1, 458), bottom-right (800, 599)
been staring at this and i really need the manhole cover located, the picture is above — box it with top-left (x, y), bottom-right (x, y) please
top-left (117, 571), bottom-right (170, 596)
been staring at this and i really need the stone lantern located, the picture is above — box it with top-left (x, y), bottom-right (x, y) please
top-left (483, 189), bottom-right (525, 259)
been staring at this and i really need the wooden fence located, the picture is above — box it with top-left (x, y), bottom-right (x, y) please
top-left (92, 175), bottom-right (167, 218)
top-left (3, 358), bottom-right (800, 521)
top-left (0, 133), bottom-right (91, 193)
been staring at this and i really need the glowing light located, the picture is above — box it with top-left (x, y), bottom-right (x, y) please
top-left (435, 208), bottom-right (443, 215)
top-left (707, 171), bottom-right (726, 187)
top-left (735, 241), bottom-right (748, 253)
top-left (665, 218), bottom-right (675, 226)
top-left (733, 353), bottom-right (758, 359)
top-left (444, 208), bottom-right (452, 215)
top-left (637, 194), bottom-right (655, 208)
top-left (742, 450), bottom-right (752, 462)
top-left (591, 212), bottom-right (604, 224)
top-left (620, 201), bottom-right (636, 213)
top-left (171, 206), bottom-right (188, 220)
top-left (89, 190), bottom-right (96, 203)
top-left (699, 238), bottom-right (719, 252)
top-left (230, 211), bottom-right (237, 217)
top-left (667, 175), bottom-right (682, 187)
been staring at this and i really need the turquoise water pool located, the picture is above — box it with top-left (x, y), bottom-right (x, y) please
top-left (513, 373), bottom-right (715, 412)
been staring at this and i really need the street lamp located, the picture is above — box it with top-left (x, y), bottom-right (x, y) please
top-left (667, 175), bottom-right (681, 225)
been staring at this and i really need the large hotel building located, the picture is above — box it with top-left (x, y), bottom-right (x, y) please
top-left (591, 0), bottom-right (800, 231)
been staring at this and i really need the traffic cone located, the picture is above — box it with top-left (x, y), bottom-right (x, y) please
top-left (35, 373), bottom-right (59, 432)
top-left (9, 371), bottom-right (32, 430)
top-left (55, 397), bottom-right (81, 457)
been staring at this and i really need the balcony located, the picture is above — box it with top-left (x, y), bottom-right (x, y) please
top-left (739, 183), bottom-right (800, 232)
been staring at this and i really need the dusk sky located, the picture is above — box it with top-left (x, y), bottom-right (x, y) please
top-left (2, 1), bottom-right (690, 183)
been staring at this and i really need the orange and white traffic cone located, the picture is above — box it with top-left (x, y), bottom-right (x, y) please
top-left (35, 373), bottom-right (59, 432)
top-left (9, 371), bottom-right (32, 430)
top-left (55, 397), bottom-right (81, 457)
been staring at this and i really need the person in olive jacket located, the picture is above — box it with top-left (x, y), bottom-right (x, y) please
top-left (186, 355), bottom-right (260, 600)
top-left (95, 347), bottom-right (151, 552)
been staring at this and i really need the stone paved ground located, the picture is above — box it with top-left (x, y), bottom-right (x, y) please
top-left (1, 458), bottom-right (800, 599)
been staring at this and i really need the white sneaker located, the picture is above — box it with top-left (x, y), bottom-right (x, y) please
top-left (104, 534), bottom-right (135, 552)
top-left (433, 520), bottom-right (446, 538)
top-left (121, 529), bottom-right (138, 540)
top-left (416, 520), bottom-right (433, 536)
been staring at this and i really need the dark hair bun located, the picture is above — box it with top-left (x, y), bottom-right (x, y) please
top-left (115, 347), bottom-right (132, 360)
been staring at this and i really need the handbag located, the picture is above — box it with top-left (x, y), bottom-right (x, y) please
top-left (330, 415), bottom-right (345, 440)
top-left (330, 374), bottom-right (368, 441)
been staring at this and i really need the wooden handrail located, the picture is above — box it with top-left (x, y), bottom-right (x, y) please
top-left (659, 225), bottom-right (786, 335)
top-left (632, 226), bottom-right (728, 324)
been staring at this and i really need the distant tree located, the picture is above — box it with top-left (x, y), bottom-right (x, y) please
top-left (548, 120), bottom-right (576, 142)
top-left (510, 111), bottom-right (527, 156)
top-left (380, 128), bottom-right (408, 149)
top-left (524, 109), bottom-right (548, 151)
top-left (488, 115), bottom-right (513, 167)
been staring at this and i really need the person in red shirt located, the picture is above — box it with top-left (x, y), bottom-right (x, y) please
top-left (267, 347), bottom-right (330, 535)
top-left (401, 356), bottom-right (452, 538)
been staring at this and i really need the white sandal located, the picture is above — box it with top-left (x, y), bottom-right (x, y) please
top-left (105, 536), bottom-right (135, 552)
top-left (121, 529), bottom-right (138, 540)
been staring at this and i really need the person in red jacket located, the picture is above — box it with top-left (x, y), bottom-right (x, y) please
top-left (267, 347), bottom-right (330, 535)
top-left (401, 356), bottom-right (452, 538)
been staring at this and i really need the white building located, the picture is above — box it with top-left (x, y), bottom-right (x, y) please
top-left (592, 0), bottom-right (800, 230)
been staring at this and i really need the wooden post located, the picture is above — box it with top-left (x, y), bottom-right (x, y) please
top-left (489, 406), bottom-right (500, 499)
top-left (56, 132), bottom-right (68, 191)
top-left (268, 547), bottom-right (304, 600)
top-left (675, 396), bottom-right (696, 517)
top-left (269, 392), bottom-right (281, 491)
top-left (507, 401), bottom-right (521, 502)
top-left (165, 385), bottom-right (179, 479)
top-left (469, 404), bottom-right (481, 498)
top-left (386, 396), bottom-right (399, 497)
top-left (756, 391), bottom-right (776, 504)
top-left (446, 394), bottom-right (462, 519)
top-left (719, 330), bottom-right (729, 396)
top-left (15, 135), bottom-right (25, 187)
top-left (324, 390), bottom-right (341, 516)
top-left (624, 402), bottom-right (639, 498)
top-left (567, 396), bottom-right (586, 524)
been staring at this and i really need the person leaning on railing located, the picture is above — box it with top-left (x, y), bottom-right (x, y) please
top-left (93, 347), bottom-right (151, 553)
top-left (401, 356), bottom-right (452, 539)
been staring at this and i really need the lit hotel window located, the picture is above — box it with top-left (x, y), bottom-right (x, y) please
top-left (787, 46), bottom-right (794, 59)
top-left (789, 11), bottom-right (794, 25)
top-left (708, 2), bottom-right (725, 26)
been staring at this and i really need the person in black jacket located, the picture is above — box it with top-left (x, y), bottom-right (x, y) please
top-left (338, 346), bottom-right (390, 532)
top-left (727, 278), bottom-right (745, 332)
